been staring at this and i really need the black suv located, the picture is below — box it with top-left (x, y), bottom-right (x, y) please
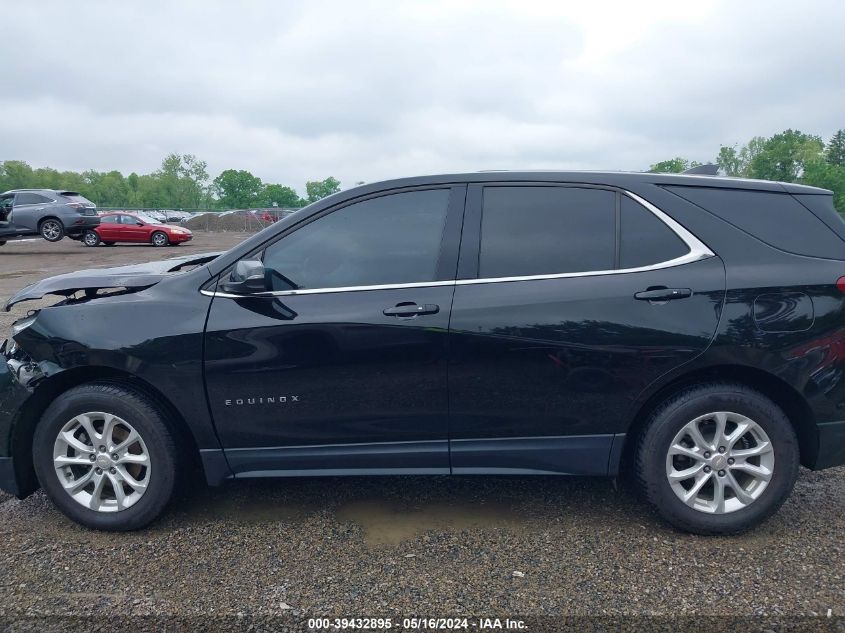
top-left (1, 171), bottom-right (844, 534)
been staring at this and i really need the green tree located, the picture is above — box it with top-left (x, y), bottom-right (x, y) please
top-left (213, 169), bottom-right (264, 209)
top-left (647, 158), bottom-right (700, 173)
top-left (826, 129), bottom-right (845, 167)
top-left (747, 129), bottom-right (824, 182)
top-left (0, 160), bottom-right (35, 190)
top-left (716, 145), bottom-right (743, 176)
top-left (158, 153), bottom-right (210, 208)
top-left (803, 160), bottom-right (845, 212)
top-left (262, 183), bottom-right (302, 208)
top-left (305, 176), bottom-right (341, 202)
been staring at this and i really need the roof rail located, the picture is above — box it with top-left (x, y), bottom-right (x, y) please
top-left (682, 164), bottom-right (719, 176)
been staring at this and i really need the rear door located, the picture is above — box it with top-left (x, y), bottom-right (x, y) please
top-left (10, 192), bottom-right (52, 231)
top-left (97, 214), bottom-right (120, 240)
top-left (447, 183), bottom-right (725, 475)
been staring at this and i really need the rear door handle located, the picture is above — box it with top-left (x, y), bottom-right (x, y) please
top-left (634, 287), bottom-right (692, 302)
top-left (383, 303), bottom-right (440, 317)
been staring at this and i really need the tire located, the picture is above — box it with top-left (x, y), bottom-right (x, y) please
top-left (635, 382), bottom-right (799, 535)
top-left (39, 218), bottom-right (65, 242)
top-left (82, 230), bottom-right (101, 247)
top-left (151, 231), bottom-right (169, 247)
top-left (0, 241), bottom-right (6, 246)
top-left (33, 383), bottom-right (179, 531)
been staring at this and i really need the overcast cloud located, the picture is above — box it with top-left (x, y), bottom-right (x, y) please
top-left (1, 0), bottom-right (844, 191)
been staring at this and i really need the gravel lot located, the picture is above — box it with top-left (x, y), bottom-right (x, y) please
top-left (0, 234), bottom-right (843, 631)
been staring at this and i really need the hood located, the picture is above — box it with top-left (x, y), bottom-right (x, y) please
top-left (4, 251), bottom-right (221, 311)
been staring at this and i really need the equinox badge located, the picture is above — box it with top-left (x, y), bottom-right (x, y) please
top-left (224, 396), bottom-right (301, 406)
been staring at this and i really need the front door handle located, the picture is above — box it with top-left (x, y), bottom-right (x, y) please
top-left (383, 303), bottom-right (440, 317)
top-left (634, 287), bottom-right (692, 302)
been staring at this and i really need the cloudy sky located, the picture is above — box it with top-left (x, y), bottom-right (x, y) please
top-left (1, 0), bottom-right (843, 191)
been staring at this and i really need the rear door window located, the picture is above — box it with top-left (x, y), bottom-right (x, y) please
top-left (478, 186), bottom-right (615, 277)
top-left (14, 193), bottom-right (51, 205)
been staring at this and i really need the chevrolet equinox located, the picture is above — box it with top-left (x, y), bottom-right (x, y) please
top-left (1, 171), bottom-right (844, 534)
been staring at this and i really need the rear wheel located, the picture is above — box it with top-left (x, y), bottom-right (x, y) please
top-left (33, 383), bottom-right (179, 531)
top-left (82, 230), bottom-right (100, 247)
top-left (635, 383), bottom-right (799, 535)
top-left (151, 231), bottom-right (168, 247)
top-left (39, 218), bottom-right (64, 242)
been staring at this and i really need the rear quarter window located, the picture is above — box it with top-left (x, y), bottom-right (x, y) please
top-left (664, 186), bottom-right (845, 259)
top-left (620, 195), bottom-right (689, 268)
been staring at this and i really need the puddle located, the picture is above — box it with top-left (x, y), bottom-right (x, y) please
top-left (336, 499), bottom-right (525, 546)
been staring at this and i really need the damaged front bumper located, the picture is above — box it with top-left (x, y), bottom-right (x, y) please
top-left (0, 339), bottom-right (43, 498)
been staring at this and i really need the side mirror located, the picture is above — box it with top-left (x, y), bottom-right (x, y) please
top-left (136, 221), bottom-right (144, 226)
top-left (221, 259), bottom-right (266, 294)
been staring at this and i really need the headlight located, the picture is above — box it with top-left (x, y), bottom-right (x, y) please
top-left (10, 315), bottom-right (36, 338)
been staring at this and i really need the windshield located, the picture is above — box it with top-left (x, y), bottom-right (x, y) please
top-left (135, 213), bottom-right (163, 224)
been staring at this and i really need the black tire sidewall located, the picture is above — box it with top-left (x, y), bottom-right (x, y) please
top-left (33, 385), bottom-right (177, 531)
top-left (640, 386), bottom-right (799, 534)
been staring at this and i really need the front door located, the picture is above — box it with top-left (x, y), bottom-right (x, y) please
top-left (447, 184), bottom-right (725, 475)
top-left (121, 215), bottom-right (150, 241)
top-left (204, 186), bottom-right (465, 476)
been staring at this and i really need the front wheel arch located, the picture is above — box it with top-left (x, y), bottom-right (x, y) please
top-left (10, 368), bottom-right (205, 498)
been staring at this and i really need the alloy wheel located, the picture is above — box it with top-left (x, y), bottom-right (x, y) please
top-left (152, 233), bottom-right (167, 246)
top-left (41, 220), bottom-right (62, 241)
top-left (665, 411), bottom-right (774, 514)
top-left (52, 412), bottom-right (151, 512)
top-left (83, 231), bottom-right (99, 246)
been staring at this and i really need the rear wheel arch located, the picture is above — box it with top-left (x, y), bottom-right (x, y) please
top-left (11, 367), bottom-right (202, 497)
top-left (38, 216), bottom-right (65, 239)
top-left (619, 365), bottom-right (817, 475)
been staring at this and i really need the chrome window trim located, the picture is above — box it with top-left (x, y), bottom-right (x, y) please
top-left (203, 189), bottom-right (715, 299)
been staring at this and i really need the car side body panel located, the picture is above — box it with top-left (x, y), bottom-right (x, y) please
top-left (1, 171), bottom-right (845, 502)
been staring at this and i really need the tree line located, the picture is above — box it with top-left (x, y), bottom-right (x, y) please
top-left (649, 128), bottom-right (845, 211)
top-left (0, 153), bottom-right (341, 210)
top-left (3, 128), bottom-right (844, 211)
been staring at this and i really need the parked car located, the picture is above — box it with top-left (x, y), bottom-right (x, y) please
top-left (143, 210), bottom-right (167, 222)
top-left (0, 189), bottom-right (99, 244)
top-left (258, 208), bottom-right (296, 223)
top-left (83, 212), bottom-right (192, 247)
top-left (2, 170), bottom-right (844, 533)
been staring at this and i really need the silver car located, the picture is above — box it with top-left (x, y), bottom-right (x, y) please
top-left (0, 189), bottom-right (100, 244)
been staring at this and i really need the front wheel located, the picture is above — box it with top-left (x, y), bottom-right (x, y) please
top-left (635, 383), bottom-right (799, 535)
top-left (82, 230), bottom-right (101, 247)
top-left (33, 383), bottom-right (179, 531)
top-left (151, 231), bottom-right (169, 247)
top-left (39, 218), bottom-right (65, 242)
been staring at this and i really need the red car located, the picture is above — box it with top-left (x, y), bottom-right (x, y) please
top-left (84, 212), bottom-right (193, 247)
